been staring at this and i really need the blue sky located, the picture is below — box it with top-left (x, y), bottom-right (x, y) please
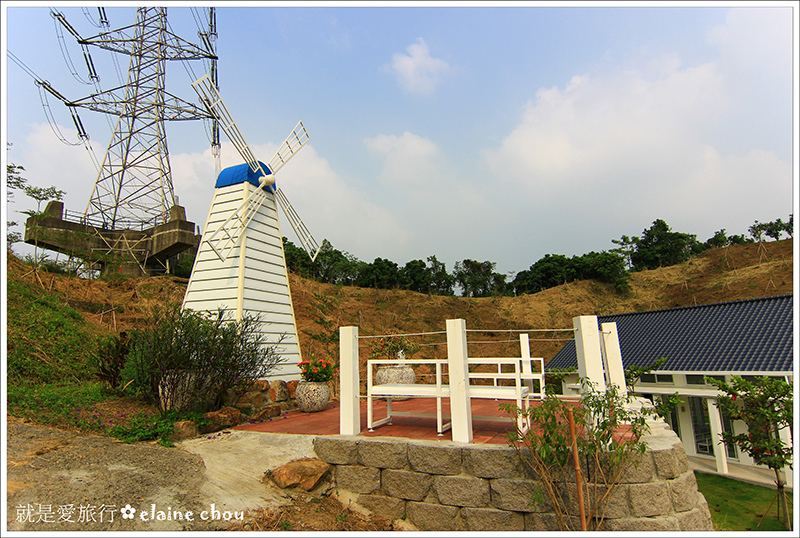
top-left (3, 2), bottom-right (797, 277)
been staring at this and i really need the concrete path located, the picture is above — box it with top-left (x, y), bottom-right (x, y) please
top-left (178, 430), bottom-right (317, 514)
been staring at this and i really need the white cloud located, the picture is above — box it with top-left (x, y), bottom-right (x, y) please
top-left (707, 7), bottom-right (793, 80)
top-left (167, 138), bottom-right (414, 261)
top-left (481, 46), bottom-right (792, 258)
top-left (364, 131), bottom-right (442, 188)
top-left (269, 144), bottom-right (414, 261)
top-left (16, 123), bottom-right (98, 215)
top-left (384, 38), bottom-right (451, 95)
top-left (484, 61), bottom-right (729, 196)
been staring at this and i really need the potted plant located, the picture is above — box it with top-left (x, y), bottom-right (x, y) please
top-left (295, 355), bottom-right (337, 412)
top-left (369, 334), bottom-right (420, 400)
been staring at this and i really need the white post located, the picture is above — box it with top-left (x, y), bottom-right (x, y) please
top-left (600, 322), bottom-right (627, 399)
top-left (707, 398), bottom-right (729, 474)
top-left (339, 326), bottom-right (360, 436)
top-left (573, 316), bottom-right (606, 394)
top-left (779, 425), bottom-right (793, 490)
top-left (446, 318), bottom-right (473, 443)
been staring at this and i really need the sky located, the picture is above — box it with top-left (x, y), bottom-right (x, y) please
top-left (3, 1), bottom-right (797, 278)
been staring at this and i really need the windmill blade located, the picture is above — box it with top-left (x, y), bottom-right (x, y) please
top-left (192, 73), bottom-right (318, 262)
top-left (269, 121), bottom-right (309, 175)
top-left (204, 186), bottom-right (273, 261)
top-left (191, 73), bottom-right (275, 261)
top-left (191, 74), bottom-right (272, 187)
top-left (274, 186), bottom-right (321, 262)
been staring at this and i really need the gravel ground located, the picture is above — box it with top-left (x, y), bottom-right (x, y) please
top-left (5, 420), bottom-right (308, 532)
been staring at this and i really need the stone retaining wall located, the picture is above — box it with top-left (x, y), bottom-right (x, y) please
top-left (229, 379), bottom-right (301, 416)
top-left (312, 423), bottom-right (714, 531)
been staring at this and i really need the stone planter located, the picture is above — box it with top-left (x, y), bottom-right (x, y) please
top-left (296, 381), bottom-right (331, 413)
top-left (375, 364), bottom-right (416, 401)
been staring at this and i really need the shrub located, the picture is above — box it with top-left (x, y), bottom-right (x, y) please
top-left (109, 410), bottom-right (208, 447)
top-left (92, 332), bottom-right (129, 389)
top-left (502, 380), bottom-right (651, 531)
top-left (121, 303), bottom-right (286, 415)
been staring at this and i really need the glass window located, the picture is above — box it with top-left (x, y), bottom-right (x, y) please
top-left (656, 374), bottom-right (673, 384)
top-left (687, 374), bottom-right (724, 385)
top-left (640, 373), bottom-right (656, 384)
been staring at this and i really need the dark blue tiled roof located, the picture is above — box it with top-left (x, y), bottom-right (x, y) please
top-left (548, 295), bottom-right (793, 374)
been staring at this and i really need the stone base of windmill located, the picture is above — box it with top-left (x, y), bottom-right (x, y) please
top-left (227, 379), bottom-right (301, 416)
top-left (375, 365), bottom-right (416, 401)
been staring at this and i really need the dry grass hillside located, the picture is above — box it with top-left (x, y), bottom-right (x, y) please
top-left (7, 239), bottom-right (793, 365)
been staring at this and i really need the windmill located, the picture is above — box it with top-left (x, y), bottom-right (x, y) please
top-left (183, 74), bottom-right (322, 379)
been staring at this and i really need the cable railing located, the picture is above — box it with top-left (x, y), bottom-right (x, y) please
top-left (61, 208), bottom-right (168, 231)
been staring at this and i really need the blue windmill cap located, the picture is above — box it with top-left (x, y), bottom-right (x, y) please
top-left (215, 161), bottom-right (275, 191)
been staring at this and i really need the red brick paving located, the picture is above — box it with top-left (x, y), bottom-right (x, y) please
top-left (233, 397), bottom-right (524, 444)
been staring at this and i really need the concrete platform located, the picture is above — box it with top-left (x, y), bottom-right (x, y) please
top-left (688, 455), bottom-right (793, 492)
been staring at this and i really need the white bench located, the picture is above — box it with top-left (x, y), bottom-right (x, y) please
top-left (367, 358), bottom-right (451, 434)
top-left (366, 352), bottom-right (544, 435)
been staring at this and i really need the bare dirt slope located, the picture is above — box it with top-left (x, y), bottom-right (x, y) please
top-left (7, 239), bottom-right (793, 364)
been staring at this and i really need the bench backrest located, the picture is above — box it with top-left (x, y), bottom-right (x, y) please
top-left (466, 334), bottom-right (544, 398)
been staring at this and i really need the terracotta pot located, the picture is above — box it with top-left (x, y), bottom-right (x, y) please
top-left (295, 381), bottom-right (330, 413)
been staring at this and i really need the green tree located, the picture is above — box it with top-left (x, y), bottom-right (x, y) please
top-left (502, 380), bottom-right (652, 531)
top-left (610, 234), bottom-right (637, 270)
top-left (748, 221), bottom-right (766, 242)
top-left (283, 237), bottom-right (315, 278)
top-left (399, 259), bottom-right (430, 293)
top-left (706, 376), bottom-right (793, 530)
top-left (783, 214), bottom-right (793, 238)
top-left (630, 219), bottom-right (698, 271)
top-left (705, 229), bottom-right (729, 249)
top-left (122, 304), bottom-right (286, 415)
top-left (6, 144), bottom-right (28, 247)
top-left (312, 239), bottom-right (350, 284)
top-left (358, 257), bottom-right (400, 289)
top-left (20, 183), bottom-right (66, 266)
top-left (573, 251), bottom-right (630, 293)
top-left (427, 255), bottom-right (455, 295)
top-left (513, 254), bottom-right (574, 294)
top-left (453, 259), bottom-right (498, 297)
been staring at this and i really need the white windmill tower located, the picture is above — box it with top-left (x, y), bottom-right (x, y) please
top-left (183, 74), bottom-right (321, 380)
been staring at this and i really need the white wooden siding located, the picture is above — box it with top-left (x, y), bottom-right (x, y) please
top-left (183, 181), bottom-right (303, 380)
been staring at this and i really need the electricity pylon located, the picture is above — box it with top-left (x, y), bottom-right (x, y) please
top-left (25, 7), bottom-right (220, 275)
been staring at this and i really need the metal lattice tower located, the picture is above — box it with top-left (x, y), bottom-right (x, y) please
top-left (19, 7), bottom-right (219, 276)
top-left (70, 7), bottom-right (216, 229)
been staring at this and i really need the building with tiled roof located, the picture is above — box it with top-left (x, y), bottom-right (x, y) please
top-left (549, 295), bottom-right (793, 478)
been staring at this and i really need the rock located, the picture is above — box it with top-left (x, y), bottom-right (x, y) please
top-left (200, 407), bottom-right (246, 434)
top-left (251, 404), bottom-right (282, 422)
top-left (172, 420), bottom-right (197, 441)
top-left (234, 390), bottom-right (263, 410)
top-left (286, 380), bottom-right (299, 398)
top-left (267, 457), bottom-right (331, 491)
top-left (250, 379), bottom-right (271, 392)
top-left (269, 380), bottom-right (289, 402)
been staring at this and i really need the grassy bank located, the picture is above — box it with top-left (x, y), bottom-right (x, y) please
top-left (696, 471), bottom-right (794, 531)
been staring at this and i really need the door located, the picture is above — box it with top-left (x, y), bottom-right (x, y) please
top-left (689, 396), bottom-right (714, 455)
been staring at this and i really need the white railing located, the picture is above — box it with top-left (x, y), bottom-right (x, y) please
top-left (340, 319), bottom-right (579, 442)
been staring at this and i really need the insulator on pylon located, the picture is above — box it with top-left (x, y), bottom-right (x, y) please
top-left (83, 47), bottom-right (99, 81)
top-left (69, 107), bottom-right (89, 140)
